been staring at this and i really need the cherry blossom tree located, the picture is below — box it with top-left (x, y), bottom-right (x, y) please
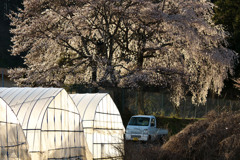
top-left (9, 0), bottom-right (237, 111)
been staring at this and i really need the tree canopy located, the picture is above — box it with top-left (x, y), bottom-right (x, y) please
top-left (9, 0), bottom-right (237, 107)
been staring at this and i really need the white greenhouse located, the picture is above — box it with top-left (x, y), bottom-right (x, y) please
top-left (0, 87), bottom-right (86, 160)
top-left (71, 93), bottom-right (125, 160)
top-left (0, 98), bottom-right (30, 160)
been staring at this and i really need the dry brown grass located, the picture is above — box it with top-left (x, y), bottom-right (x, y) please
top-left (124, 111), bottom-right (240, 160)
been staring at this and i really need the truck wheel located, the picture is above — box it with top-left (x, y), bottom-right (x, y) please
top-left (159, 136), bottom-right (163, 144)
top-left (147, 135), bottom-right (151, 142)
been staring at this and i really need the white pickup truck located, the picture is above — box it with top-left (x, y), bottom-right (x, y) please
top-left (125, 115), bottom-right (168, 142)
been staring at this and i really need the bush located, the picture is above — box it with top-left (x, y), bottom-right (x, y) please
top-left (158, 111), bottom-right (240, 160)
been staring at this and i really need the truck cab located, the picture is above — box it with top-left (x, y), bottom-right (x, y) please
top-left (125, 115), bottom-right (168, 142)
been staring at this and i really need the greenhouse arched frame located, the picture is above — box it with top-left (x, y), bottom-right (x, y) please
top-left (0, 87), bottom-right (86, 160)
top-left (71, 93), bottom-right (125, 159)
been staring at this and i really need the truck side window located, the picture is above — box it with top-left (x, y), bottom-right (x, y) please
top-left (151, 118), bottom-right (155, 127)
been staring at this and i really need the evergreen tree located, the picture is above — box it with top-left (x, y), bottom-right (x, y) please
top-left (213, 0), bottom-right (240, 53)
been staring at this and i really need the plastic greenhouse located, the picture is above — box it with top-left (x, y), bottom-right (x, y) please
top-left (0, 87), bottom-right (86, 160)
top-left (71, 93), bottom-right (125, 159)
top-left (0, 98), bottom-right (30, 160)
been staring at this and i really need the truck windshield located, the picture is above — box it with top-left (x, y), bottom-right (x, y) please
top-left (128, 117), bottom-right (150, 126)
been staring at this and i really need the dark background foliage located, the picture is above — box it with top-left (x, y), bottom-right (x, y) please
top-left (0, 0), bottom-right (23, 68)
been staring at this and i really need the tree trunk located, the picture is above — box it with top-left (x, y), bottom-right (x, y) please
top-left (91, 60), bottom-right (98, 93)
top-left (137, 88), bottom-right (145, 114)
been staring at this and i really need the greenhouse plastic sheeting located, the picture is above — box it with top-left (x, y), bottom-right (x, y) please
top-left (71, 93), bottom-right (125, 159)
top-left (0, 98), bottom-right (30, 160)
top-left (0, 87), bottom-right (86, 160)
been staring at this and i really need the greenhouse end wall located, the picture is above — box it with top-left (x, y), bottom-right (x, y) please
top-left (0, 98), bottom-right (30, 160)
top-left (71, 93), bottom-right (125, 159)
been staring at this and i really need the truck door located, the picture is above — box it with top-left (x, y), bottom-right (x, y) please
top-left (149, 118), bottom-right (156, 136)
